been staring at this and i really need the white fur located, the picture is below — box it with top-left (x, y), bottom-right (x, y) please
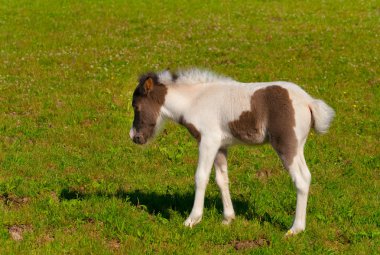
top-left (129, 128), bottom-right (136, 139)
top-left (309, 99), bottom-right (335, 134)
top-left (145, 69), bottom-right (334, 234)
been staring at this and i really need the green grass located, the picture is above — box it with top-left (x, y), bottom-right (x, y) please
top-left (0, 0), bottom-right (379, 254)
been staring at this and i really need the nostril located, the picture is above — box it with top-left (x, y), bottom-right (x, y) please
top-left (133, 134), bottom-right (144, 144)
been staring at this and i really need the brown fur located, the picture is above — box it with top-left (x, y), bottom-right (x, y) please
top-left (228, 86), bottom-right (297, 166)
top-left (132, 73), bottom-right (168, 143)
top-left (179, 116), bottom-right (201, 143)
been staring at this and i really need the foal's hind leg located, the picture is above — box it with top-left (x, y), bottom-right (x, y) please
top-left (271, 134), bottom-right (311, 236)
top-left (285, 151), bottom-right (311, 236)
top-left (214, 149), bottom-right (235, 224)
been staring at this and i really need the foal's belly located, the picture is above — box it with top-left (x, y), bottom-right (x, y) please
top-left (221, 129), bottom-right (268, 147)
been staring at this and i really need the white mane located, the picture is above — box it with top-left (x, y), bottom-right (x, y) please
top-left (158, 68), bottom-right (233, 86)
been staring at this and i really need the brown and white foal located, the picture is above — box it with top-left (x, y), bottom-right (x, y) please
top-left (129, 69), bottom-right (335, 236)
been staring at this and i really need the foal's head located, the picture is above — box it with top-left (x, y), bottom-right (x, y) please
top-left (129, 73), bottom-right (167, 144)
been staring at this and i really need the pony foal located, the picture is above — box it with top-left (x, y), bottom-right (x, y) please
top-left (129, 69), bottom-right (335, 236)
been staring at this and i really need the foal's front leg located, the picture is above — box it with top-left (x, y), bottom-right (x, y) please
top-left (184, 138), bottom-right (220, 227)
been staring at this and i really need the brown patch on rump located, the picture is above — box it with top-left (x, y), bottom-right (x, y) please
top-left (179, 116), bottom-right (201, 142)
top-left (228, 86), bottom-right (297, 166)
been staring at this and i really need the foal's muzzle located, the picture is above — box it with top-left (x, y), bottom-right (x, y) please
top-left (129, 128), bottom-right (146, 145)
top-left (133, 134), bottom-right (146, 144)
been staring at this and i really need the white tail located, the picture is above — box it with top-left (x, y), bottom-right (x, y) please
top-left (309, 99), bottom-right (335, 134)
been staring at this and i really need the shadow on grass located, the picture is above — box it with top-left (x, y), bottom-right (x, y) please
top-left (59, 188), bottom-right (288, 230)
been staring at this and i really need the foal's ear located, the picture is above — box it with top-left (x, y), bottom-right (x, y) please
top-left (143, 77), bottom-right (154, 94)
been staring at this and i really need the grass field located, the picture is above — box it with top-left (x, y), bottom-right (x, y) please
top-left (0, 0), bottom-right (379, 254)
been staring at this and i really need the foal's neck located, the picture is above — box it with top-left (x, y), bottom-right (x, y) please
top-left (161, 84), bottom-right (204, 123)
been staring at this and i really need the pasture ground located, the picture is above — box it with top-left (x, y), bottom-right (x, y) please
top-left (0, 1), bottom-right (379, 254)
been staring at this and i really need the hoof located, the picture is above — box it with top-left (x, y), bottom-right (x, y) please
top-left (285, 229), bottom-right (295, 237)
top-left (285, 227), bottom-right (304, 237)
top-left (184, 215), bottom-right (202, 228)
top-left (222, 214), bottom-right (235, 225)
